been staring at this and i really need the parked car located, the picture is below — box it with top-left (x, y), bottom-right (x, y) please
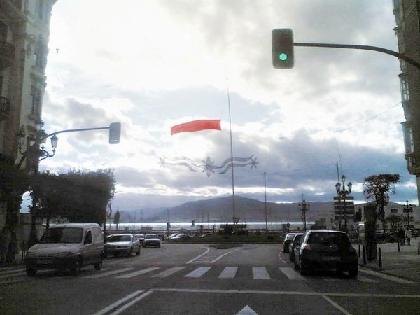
top-left (24, 223), bottom-right (104, 276)
top-left (289, 233), bottom-right (304, 263)
top-left (134, 234), bottom-right (145, 246)
top-left (171, 233), bottom-right (190, 241)
top-left (105, 234), bottom-right (141, 257)
top-left (294, 230), bottom-right (358, 277)
top-left (143, 234), bottom-right (161, 247)
top-left (282, 233), bottom-right (296, 253)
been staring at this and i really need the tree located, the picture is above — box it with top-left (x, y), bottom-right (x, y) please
top-left (30, 169), bottom-right (115, 225)
top-left (113, 211), bottom-right (120, 230)
top-left (385, 214), bottom-right (402, 232)
top-left (363, 174), bottom-right (400, 260)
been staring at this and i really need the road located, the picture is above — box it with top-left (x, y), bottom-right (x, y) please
top-left (1, 243), bottom-right (419, 315)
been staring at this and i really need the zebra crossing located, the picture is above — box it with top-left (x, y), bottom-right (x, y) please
top-left (0, 265), bottom-right (410, 285)
top-left (81, 265), bottom-right (381, 283)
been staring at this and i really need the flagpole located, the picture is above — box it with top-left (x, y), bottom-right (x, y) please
top-left (227, 87), bottom-right (236, 224)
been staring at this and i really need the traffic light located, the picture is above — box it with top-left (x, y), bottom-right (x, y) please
top-left (272, 29), bottom-right (294, 69)
top-left (109, 122), bottom-right (121, 144)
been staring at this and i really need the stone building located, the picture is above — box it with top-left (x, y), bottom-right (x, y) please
top-left (0, 0), bottom-right (56, 230)
top-left (393, 0), bottom-right (420, 203)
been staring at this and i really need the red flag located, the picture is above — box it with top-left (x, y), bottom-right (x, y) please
top-left (171, 120), bottom-right (221, 135)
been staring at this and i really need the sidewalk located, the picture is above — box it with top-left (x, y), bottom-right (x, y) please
top-left (356, 238), bottom-right (420, 282)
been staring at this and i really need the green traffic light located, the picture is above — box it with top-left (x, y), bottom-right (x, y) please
top-left (278, 53), bottom-right (288, 61)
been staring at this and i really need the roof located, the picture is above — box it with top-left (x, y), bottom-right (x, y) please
top-left (307, 229), bottom-right (346, 233)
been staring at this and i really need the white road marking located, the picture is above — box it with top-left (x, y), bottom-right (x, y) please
top-left (0, 268), bottom-right (25, 275)
top-left (153, 267), bottom-right (185, 278)
top-left (92, 290), bottom-right (144, 315)
top-left (360, 268), bottom-right (414, 284)
top-left (358, 276), bottom-right (378, 283)
top-left (84, 267), bottom-right (133, 279)
top-left (218, 267), bottom-right (238, 279)
top-left (185, 266), bottom-right (211, 278)
top-left (279, 267), bottom-right (304, 280)
top-left (236, 305), bottom-right (258, 315)
top-left (0, 271), bottom-right (26, 279)
top-left (322, 295), bottom-right (352, 315)
top-left (252, 267), bottom-right (270, 280)
top-left (115, 267), bottom-right (159, 279)
top-left (109, 290), bottom-right (154, 315)
top-left (153, 287), bottom-right (420, 298)
top-left (186, 247), bottom-right (210, 264)
top-left (211, 248), bottom-right (240, 263)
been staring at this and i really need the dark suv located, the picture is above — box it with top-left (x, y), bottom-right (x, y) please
top-left (294, 230), bottom-right (358, 277)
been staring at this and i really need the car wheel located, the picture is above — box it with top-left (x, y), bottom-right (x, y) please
top-left (348, 265), bottom-right (358, 278)
top-left (127, 247), bottom-right (133, 257)
top-left (94, 258), bottom-right (102, 270)
top-left (70, 257), bottom-right (82, 276)
top-left (136, 247), bottom-right (140, 255)
top-left (26, 267), bottom-right (37, 276)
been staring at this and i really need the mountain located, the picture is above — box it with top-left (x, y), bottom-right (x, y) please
top-left (119, 196), bottom-right (339, 223)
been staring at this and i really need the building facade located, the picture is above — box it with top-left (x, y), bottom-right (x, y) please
top-left (0, 0), bottom-right (56, 229)
top-left (393, 0), bottom-right (420, 203)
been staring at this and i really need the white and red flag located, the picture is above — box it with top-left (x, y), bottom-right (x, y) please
top-left (171, 119), bottom-right (221, 135)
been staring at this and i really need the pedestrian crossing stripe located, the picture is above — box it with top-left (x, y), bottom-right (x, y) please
top-left (115, 267), bottom-right (160, 279)
top-left (153, 266), bottom-right (186, 278)
top-left (252, 267), bottom-right (270, 280)
top-left (218, 267), bottom-right (238, 279)
top-left (84, 267), bottom-right (134, 279)
top-left (185, 266), bottom-right (211, 278)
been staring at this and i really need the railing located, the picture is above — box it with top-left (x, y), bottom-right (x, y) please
top-left (0, 96), bottom-right (11, 119)
top-left (0, 41), bottom-right (15, 70)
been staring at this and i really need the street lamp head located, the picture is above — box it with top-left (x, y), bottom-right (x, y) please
top-left (335, 182), bottom-right (341, 193)
top-left (348, 181), bottom-right (352, 193)
top-left (50, 134), bottom-right (58, 152)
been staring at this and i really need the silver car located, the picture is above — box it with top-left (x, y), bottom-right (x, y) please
top-left (104, 234), bottom-right (141, 257)
top-left (143, 234), bottom-right (161, 247)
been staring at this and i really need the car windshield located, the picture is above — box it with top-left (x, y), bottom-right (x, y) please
top-left (293, 234), bottom-right (303, 243)
top-left (307, 232), bottom-right (350, 246)
top-left (145, 234), bottom-right (157, 239)
top-left (107, 235), bottom-right (132, 242)
top-left (40, 227), bottom-right (83, 244)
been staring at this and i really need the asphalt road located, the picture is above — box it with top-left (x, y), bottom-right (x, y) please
top-left (1, 243), bottom-right (419, 315)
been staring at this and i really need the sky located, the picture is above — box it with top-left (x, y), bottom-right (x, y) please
top-left (40, 0), bottom-right (418, 210)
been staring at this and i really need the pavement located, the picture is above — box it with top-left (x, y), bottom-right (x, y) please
top-left (355, 238), bottom-right (420, 282)
top-left (0, 243), bottom-right (419, 315)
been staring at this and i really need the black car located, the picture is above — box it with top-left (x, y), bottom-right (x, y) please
top-left (289, 233), bottom-right (304, 262)
top-left (282, 233), bottom-right (296, 253)
top-left (294, 230), bottom-right (358, 277)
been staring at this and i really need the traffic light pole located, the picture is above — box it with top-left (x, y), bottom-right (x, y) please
top-left (294, 42), bottom-right (420, 71)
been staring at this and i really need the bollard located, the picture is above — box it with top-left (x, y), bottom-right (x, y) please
top-left (378, 247), bottom-right (382, 269)
top-left (362, 245), bottom-right (366, 265)
top-left (398, 241), bottom-right (400, 252)
top-left (358, 243), bottom-right (361, 258)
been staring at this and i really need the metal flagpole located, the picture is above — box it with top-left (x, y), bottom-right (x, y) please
top-left (227, 87), bottom-right (236, 224)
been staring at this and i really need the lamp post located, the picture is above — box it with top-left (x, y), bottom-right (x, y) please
top-left (264, 172), bottom-right (268, 233)
top-left (335, 175), bottom-right (352, 232)
top-left (17, 123), bottom-right (121, 246)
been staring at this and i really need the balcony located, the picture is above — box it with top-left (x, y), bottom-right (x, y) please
top-left (0, 96), bottom-right (11, 120)
top-left (0, 41), bottom-right (15, 70)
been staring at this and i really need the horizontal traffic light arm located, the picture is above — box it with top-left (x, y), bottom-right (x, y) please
top-left (40, 126), bottom-right (110, 141)
top-left (294, 42), bottom-right (420, 70)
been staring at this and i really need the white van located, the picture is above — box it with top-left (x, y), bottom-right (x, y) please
top-left (25, 223), bottom-right (104, 276)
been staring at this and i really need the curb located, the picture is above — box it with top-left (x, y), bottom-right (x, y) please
top-left (358, 261), bottom-right (415, 282)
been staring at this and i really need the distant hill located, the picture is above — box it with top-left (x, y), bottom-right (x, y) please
top-left (119, 196), bottom-right (338, 223)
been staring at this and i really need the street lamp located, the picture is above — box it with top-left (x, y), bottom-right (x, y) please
top-left (335, 175), bottom-right (352, 232)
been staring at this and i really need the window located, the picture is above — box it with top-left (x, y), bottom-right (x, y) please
top-left (40, 227), bottom-right (83, 244)
top-left (34, 39), bottom-right (46, 69)
top-left (399, 73), bottom-right (410, 102)
top-left (31, 85), bottom-right (42, 115)
top-left (84, 231), bottom-right (92, 244)
top-left (37, 0), bottom-right (44, 20)
top-left (0, 22), bottom-right (7, 41)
